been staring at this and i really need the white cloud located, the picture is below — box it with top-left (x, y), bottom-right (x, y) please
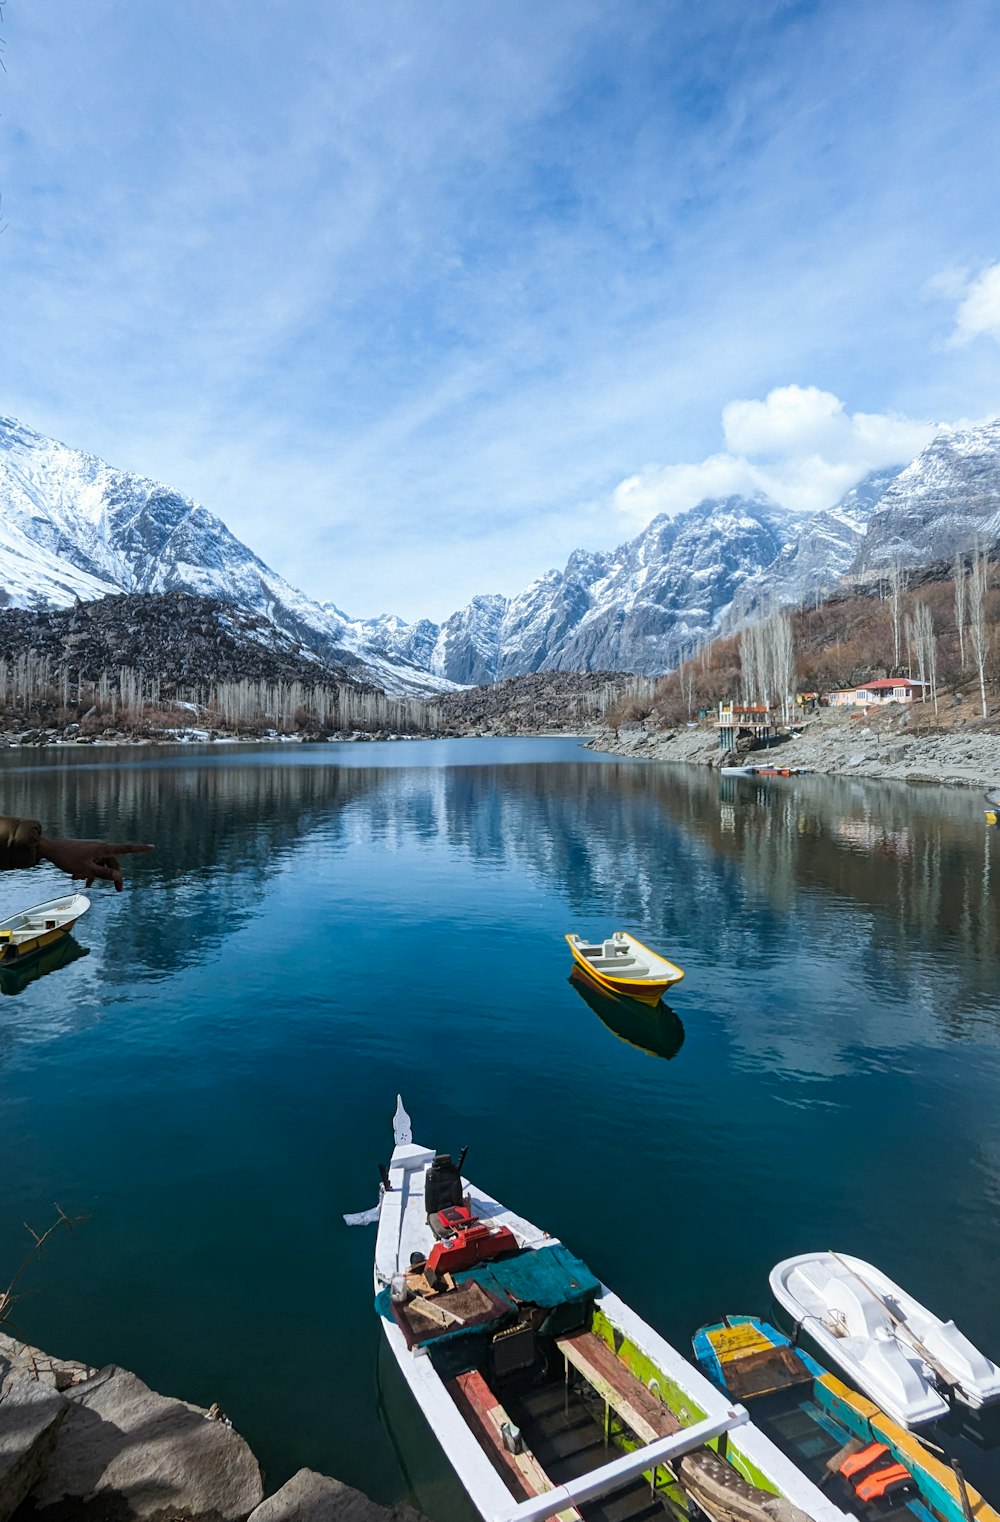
top-left (950, 263), bottom-right (1000, 346)
top-left (613, 385), bottom-right (937, 527)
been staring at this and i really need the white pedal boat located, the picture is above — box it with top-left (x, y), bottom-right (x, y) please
top-left (355, 1099), bottom-right (850, 1522)
top-left (770, 1252), bottom-right (1000, 1429)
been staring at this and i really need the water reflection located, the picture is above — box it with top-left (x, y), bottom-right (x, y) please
top-left (0, 936), bottom-right (89, 997)
top-left (567, 969), bottom-right (685, 1061)
top-left (1, 743), bottom-right (998, 1053)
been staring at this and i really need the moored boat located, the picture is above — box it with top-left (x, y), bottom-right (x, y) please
top-left (564, 932), bottom-right (684, 1006)
top-left (694, 1315), bottom-right (1000, 1522)
top-left (356, 1098), bottom-right (850, 1522)
top-left (770, 1253), bottom-right (1000, 1429)
top-left (0, 893), bottom-right (90, 965)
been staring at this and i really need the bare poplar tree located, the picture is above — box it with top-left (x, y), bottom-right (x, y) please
top-left (969, 547), bottom-right (991, 719)
top-left (911, 602), bottom-right (937, 713)
top-left (888, 559), bottom-right (905, 670)
top-left (954, 552), bottom-right (968, 671)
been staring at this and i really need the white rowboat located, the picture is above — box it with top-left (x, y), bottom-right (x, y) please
top-left (360, 1098), bottom-right (850, 1522)
top-left (770, 1251), bottom-right (1000, 1429)
top-left (0, 893), bottom-right (90, 964)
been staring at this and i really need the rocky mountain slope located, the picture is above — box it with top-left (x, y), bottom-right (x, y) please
top-left (5, 411), bottom-right (1000, 689)
top-left (856, 419), bottom-right (1000, 570)
top-left (0, 590), bottom-right (355, 689)
top-left (0, 415), bottom-right (453, 696)
top-left (389, 481), bottom-right (896, 682)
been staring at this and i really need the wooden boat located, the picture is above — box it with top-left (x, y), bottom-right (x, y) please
top-left (694, 1315), bottom-right (1000, 1522)
top-left (0, 934), bottom-right (89, 996)
top-left (567, 968), bottom-right (685, 1061)
top-left (0, 894), bottom-right (90, 966)
top-left (770, 1253), bottom-right (1000, 1429)
top-left (355, 1098), bottom-right (851, 1522)
top-left (564, 932), bottom-right (684, 1006)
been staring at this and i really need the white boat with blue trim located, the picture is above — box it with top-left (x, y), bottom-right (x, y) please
top-left (351, 1099), bottom-right (851, 1522)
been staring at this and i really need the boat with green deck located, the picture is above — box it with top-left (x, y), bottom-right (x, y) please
top-left (693, 1316), bottom-right (1000, 1522)
top-left (354, 1098), bottom-right (850, 1522)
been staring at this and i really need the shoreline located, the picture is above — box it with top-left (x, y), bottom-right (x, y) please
top-left (587, 707), bottom-right (1000, 792)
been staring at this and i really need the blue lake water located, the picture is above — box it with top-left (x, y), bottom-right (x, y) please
top-left (1, 737), bottom-right (999, 1514)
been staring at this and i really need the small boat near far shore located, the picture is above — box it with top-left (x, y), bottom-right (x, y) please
top-left (0, 894), bottom-right (90, 966)
top-left (720, 764), bottom-right (813, 778)
top-left (565, 931), bottom-right (684, 1006)
top-left (694, 1315), bottom-right (1000, 1522)
top-left (770, 1252), bottom-right (1000, 1429)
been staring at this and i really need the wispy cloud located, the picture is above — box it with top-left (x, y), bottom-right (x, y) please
top-left (2, 1), bottom-right (1000, 618)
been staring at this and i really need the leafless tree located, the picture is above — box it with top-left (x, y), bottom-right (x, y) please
top-left (910, 602), bottom-right (938, 715)
top-left (954, 552), bottom-right (968, 671)
top-left (888, 559), bottom-right (905, 670)
top-left (969, 547), bottom-right (991, 719)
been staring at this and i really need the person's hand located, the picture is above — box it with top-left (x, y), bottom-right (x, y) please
top-left (37, 836), bottom-right (154, 891)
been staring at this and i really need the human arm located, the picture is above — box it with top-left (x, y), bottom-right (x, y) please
top-left (0, 815), bottom-right (152, 890)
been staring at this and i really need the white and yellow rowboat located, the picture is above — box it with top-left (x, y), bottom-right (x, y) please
top-left (0, 893), bottom-right (90, 965)
top-left (565, 931), bottom-right (684, 1006)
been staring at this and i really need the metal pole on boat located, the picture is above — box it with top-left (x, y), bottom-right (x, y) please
top-left (951, 1461), bottom-right (975, 1522)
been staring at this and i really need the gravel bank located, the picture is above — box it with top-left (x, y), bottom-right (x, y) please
top-left (589, 707), bottom-right (1000, 791)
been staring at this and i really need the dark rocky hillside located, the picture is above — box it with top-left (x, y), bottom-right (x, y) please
top-left (430, 670), bottom-right (653, 733)
top-left (0, 590), bottom-right (354, 690)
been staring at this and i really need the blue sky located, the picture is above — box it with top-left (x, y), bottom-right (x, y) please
top-left (2, 0), bottom-right (1000, 620)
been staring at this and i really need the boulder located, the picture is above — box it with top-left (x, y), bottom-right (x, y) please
top-left (0, 1366), bottom-right (68, 1522)
top-left (29, 1364), bottom-right (264, 1521)
top-left (0, 1330), bottom-right (94, 1392)
top-left (248, 1470), bottom-right (426, 1522)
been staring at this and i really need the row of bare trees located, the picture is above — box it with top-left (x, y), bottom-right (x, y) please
top-left (739, 608), bottom-right (795, 720)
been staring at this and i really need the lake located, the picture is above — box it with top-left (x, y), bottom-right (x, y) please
top-left (1, 736), bottom-right (999, 1515)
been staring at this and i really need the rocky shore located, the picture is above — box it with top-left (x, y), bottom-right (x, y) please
top-left (590, 705), bottom-right (1000, 791)
top-left (0, 1330), bottom-right (422, 1522)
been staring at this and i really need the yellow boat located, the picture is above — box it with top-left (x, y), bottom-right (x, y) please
top-left (565, 930), bottom-right (684, 1006)
top-left (0, 893), bottom-right (90, 965)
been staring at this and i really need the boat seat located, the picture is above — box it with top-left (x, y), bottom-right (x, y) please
top-left (557, 1330), bottom-right (680, 1444)
top-left (590, 957), bottom-right (640, 971)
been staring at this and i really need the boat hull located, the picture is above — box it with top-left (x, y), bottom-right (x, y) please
top-left (695, 1316), bottom-right (1000, 1522)
top-left (370, 1114), bottom-right (847, 1522)
top-left (565, 933), bottom-right (684, 1007)
top-left (0, 894), bottom-right (90, 965)
top-left (770, 1252), bottom-right (1000, 1427)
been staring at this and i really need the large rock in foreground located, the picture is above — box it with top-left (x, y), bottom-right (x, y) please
top-left (0, 1368), bottom-right (68, 1522)
top-left (28, 1364), bottom-right (263, 1521)
top-left (248, 1470), bottom-right (426, 1522)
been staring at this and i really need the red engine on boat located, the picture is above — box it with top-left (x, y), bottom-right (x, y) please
top-left (426, 1223), bottom-right (519, 1275)
top-left (433, 1205), bottom-right (475, 1234)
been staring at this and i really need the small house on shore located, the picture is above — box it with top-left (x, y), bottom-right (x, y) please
top-left (717, 701), bottom-right (776, 753)
top-left (826, 678), bottom-right (928, 708)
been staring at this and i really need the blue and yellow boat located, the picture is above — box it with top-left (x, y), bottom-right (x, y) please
top-left (694, 1316), bottom-right (1000, 1522)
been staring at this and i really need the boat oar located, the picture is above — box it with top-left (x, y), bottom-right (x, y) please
top-left (829, 1252), bottom-right (961, 1395)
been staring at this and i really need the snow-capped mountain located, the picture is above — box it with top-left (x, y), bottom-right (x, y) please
top-left (856, 420), bottom-right (1000, 570)
top-left (0, 416), bottom-right (455, 695)
top-left (369, 495), bottom-right (801, 682)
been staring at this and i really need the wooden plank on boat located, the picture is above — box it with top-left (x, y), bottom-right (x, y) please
top-left (449, 1371), bottom-right (583, 1522)
top-left (719, 1346), bottom-right (812, 1400)
top-left (556, 1330), bottom-right (680, 1443)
